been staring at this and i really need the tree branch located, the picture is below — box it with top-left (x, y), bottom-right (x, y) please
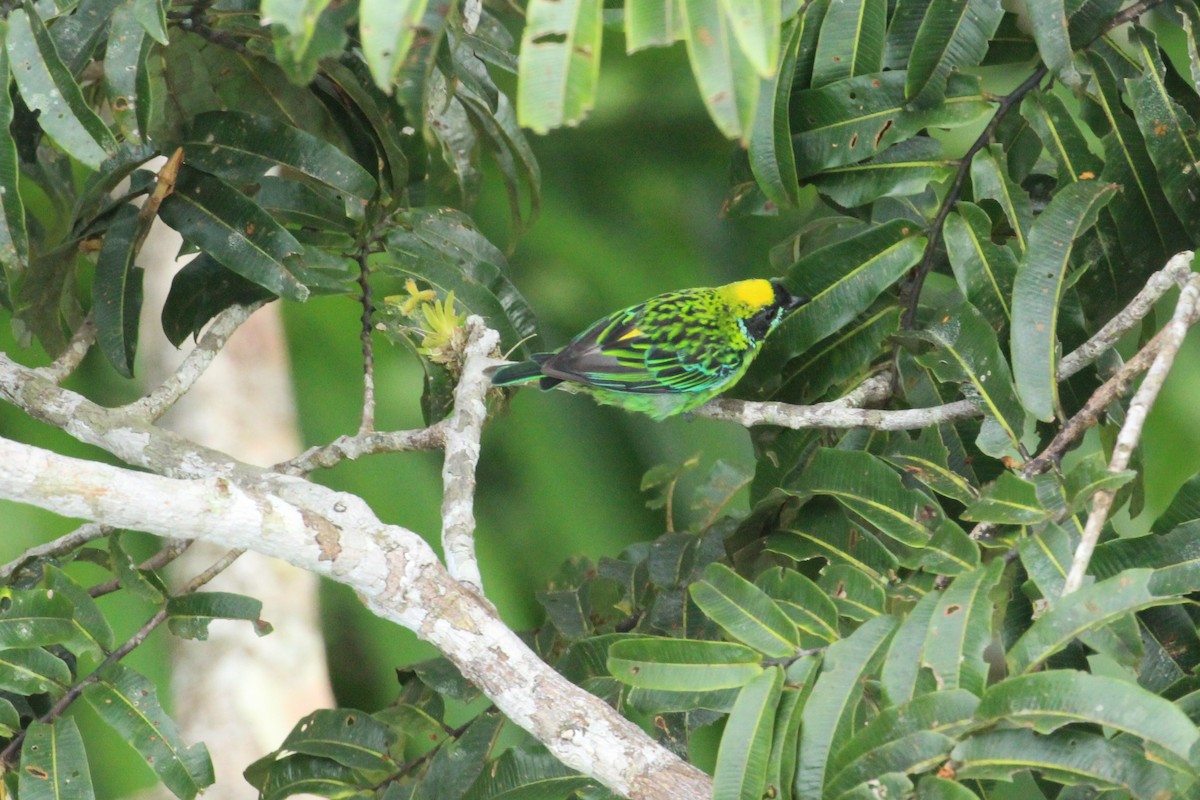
top-left (0, 522), bottom-right (111, 581)
top-left (0, 437), bottom-right (713, 800)
top-left (39, 314), bottom-right (96, 384)
top-left (1062, 274), bottom-right (1200, 594)
top-left (278, 423), bottom-right (448, 475)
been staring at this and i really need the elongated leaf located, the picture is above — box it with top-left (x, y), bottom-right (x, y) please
top-left (0, 19), bottom-right (29, 297)
top-left (105, 2), bottom-right (151, 143)
top-left (246, 753), bottom-right (361, 800)
top-left (360, 0), bottom-right (430, 89)
top-left (796, 615), bottom-right (896, 798)
top-left (1126, 26), bottom-right (1200, 235)
top-left (882, 428), bottom-right (979, 506)
top-left (826, 730), bottom-right (953, 798)
top-left (19, 718), bottom-right (95, 800)
top-left (914, 299), bottom-right (1024, 457)
top-left (962, 471), bottom-right (1050, 524)
top-left (763, 680), bottom-right (808, 800)
top-left (412, 714), bottom-right (503, 800)
top-left (953, 728), bottom-right (1177, 799)
top-left (0, 647), bottom-right (71, 697)
top-left (883, 0), bottom-right (931, 69)
top-left (277, 709), bottom-right (396, 772)
top-left (983, 12), bottom-right (1038, 64)
top-left (691, 563), bottom-right (798, 657)
top-left (819, 563), bottom-right (886, 620)
top-left (6, 8), bottom-right (117, 169)
top-left (792, 71), bottom-right (991, 177)
top-left (748, 15), bottom-right (802, 208)
top-left (811, 0), bottom-right (886, 87)
top-left (905, 0), bottom-right (1002, 110)
top-left (830, 689), bottom-right (979, 776)
top-left (626, 0), bottom-right (682, 51)
top-left (969, 145), bottom-right (1030, 254)
top-left (810, 136), bottom-right (955, 207)
top-left (607, 638), bottom-right (763, 690)
top-left (265, 0), bottom-right (349, 84)
top-left (1152, 471), bottom-right (1200, 534)
top-left (1021, 91), bottom-right (1102, 186)
top-left (1028, 0), bottom-right (1080, 87)
top-left (93, 205), bottom-right (144, 378)
top-left (465, 748), bottom-right (594, 800)
top-left (517, 0), bottom-right (602, 133)
top-left (182, 111), bottom-right (377, 202)
top-left (755, 221), bottom-right (924, 375)
top-left (922, 559), bottom-right (1005, 696)
top-left (0, 587), bottom-right (81, 650)
top-left (792, 448), bottom-right (941, 547)
top-left (166, 592), bottom-right (271, 641)
top-left (85, 663), bottom-right (214, 799)
top-left (754, 566), bottom-right (840, 644)
top-left (767, 513), bottom-right (898, 582)
top-left (720, 0), bottom-right (780, 77)
top-left (679, 0), bottom-right (760, 141)
top-left (1006, 568), bottom-right (1182, 675)
top-left (1010, 179), bottom-right (1115, 421)
top-left (712, 666), bottom-right (783, 800)
top-left (943, 202), bottom-right (1016, 330)
top-left (43, 566), bottom-right (114, 655)
top-left (777, 305), bottom-right (898, 403)
top-left (160, 254), bottom-right (276, 347)
top-left (978, 671), bottom-right (1199, 768)
top-left (158, 166), bottom-right (308, 301)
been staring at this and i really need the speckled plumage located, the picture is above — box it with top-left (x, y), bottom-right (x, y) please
top-left (488, 278), bottom-right (806, 419)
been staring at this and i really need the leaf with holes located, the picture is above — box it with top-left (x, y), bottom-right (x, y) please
top-left (517, 0), bottom-right (603, 133)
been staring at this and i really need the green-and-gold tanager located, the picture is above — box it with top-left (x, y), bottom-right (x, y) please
top-left (488, 278), bottom-right (807, 419)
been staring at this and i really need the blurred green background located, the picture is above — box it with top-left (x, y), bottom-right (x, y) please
top-left (3, 30), bottom-right (1200, 798)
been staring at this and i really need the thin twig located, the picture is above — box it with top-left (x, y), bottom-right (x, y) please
top-left (0, 523), bottom-right (112, 581)
top-left (124, 302), bottom-right (265, 420)
top-left (0, 547), bottom-right (244, 768)
top-left (39, 315), bottom-right (97, 384)
top-left (1062, 276), bottom-right (1200, 594)
top-left (277, 423), bottom-right (449, 475)
top-left (357, 250), bottom-right (376, 435)
top-left (440, 317), bottom-right (500, 591)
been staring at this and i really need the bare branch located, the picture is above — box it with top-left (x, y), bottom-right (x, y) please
top-left (357, 250), bottom-right (376, 434)
top-left (0, 522), bottom-right (111, 581)
top-left (695, 394), bottom-right (979, 429)
top-left (0, 437), bottom-right (713, 800)
top-left (38, 315), bottom-right (97, 384)
top-left (440, 317), bottom-right (500, 591)
top-left (1063, 274), bottom-right (1200, 595)
top-left (278, 423), bottom-right (448, 475)
top-left (124, 301), bottom-right (266, 420)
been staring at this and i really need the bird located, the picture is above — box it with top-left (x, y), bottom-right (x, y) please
top-left (488, 278), bottom-right (807, 419)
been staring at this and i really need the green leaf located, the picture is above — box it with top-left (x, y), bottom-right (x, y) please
top-left (6, 7), bottom-right (117, 169)
top-left (922, 559), bottom-right (1005, 696)
top-left (411, 713), bottom-right (503, 800)
top-left (811, 0), bottom-right (886, 87)
top-left (777, 305), bottom-right (899, 403)
top-left (517, 0), bottom-right (603, 133)
top-left (1126, 26), bottom-right (1200, 235)
top-left (768, 509), bottom-right (899, 580)
top-left (905, 0), bottom-right (1003, 110)
top-left (85, 663), bottom-right (214, 799)
top-left (721, 0), bottom-right (780, 77)
top-left (748, 14), bottom-right (803, 208)
top-left (943, 202), bottom-right (1017, 330)
top-left (1028, 0), bottom-right (1080, 87)
top-left (1020, 90), bottom-right (1102, 186)
top-left (1010, 179), bottom-right (1115, 421)
top-left (881, 583), bottom-right (940, 705)
top-left (104, 2), bottom-right (152, 143)
top-left (830, 689), bottom-right (979, 776)
top-left (625, 0), bottom-right (682, 51)
top-left (19, 718), bottom-right (95, 800)
top-left (92, 205), bottom-right (144, 378)
top-left (157, 165), bottom-right (309, 302)
top-left (962, 472), bottom-right (1050, 525)
top-left (360, 0), bottom-right (431, 89)
top-left (607, 638), bottom-right (763, 690)
top-left (918, 517), bottom-right (980, 576)
top-left (166, 592), bottom-right (272, 641)
top-left (465, 747), bottom-right (594, 800)
top-left (1018, 522), bottom-right (1075, 596)
top-left (43, 566), bottom-right (114, 655)
top-left (679, 0), bottom-right (761, 142)
top-left (795, 615), bottom-right (896, 798)
top-left (792, 71), bottom-right (991, 177)
top-left (0, 647), bottom-right (71, 697)
top-left (755, 566), bottom-right (840, 644)
top-left (982, 12), bottom-right (1038, 64)
top-left (883, 0), bottom-right (931, 70)
top-left (916, 775), bottom-right (979, 800)
top-left (0, 696), bottom-right (18, 737)
top-left (0, 587), bottom-right (85, 652)
top-left (913, 299), bottom-right (1025, 458)
top-left (1152, 471), bottom-right (1200, 534)
top-left (182, 111), bottom-right (378, 204)
top-left (953, 728), bottom-right (1177, 799)
top-left (818, 564), bottom-right (886, 620)
top-left (763, 680), bottom-right (807, 800)
top-left (160, 254), bottom-right (276, 347)
top-left (0, 19), bottom-right (28, 302)
top-left (278, 708), bottom-right (397, 772)
top-left (825, 730), bottom-right (953, 798)
top-left (969, 145), bottom-right (1030, 254)
top-left (712, 666), bottom-right (783, 800)
top-left (792, 448), bottom-right (942, 547)
top-left (1006, 569), bottom-right (1182, 675)
top-left (690, 563), bottom-right (799, 657)
top-left (262, 0), bottom-right (350, 85)
top-left (978, 671), bottom-right (1200, 768)
top-left (882, 428), bottom-right (979, 506)
top-left (809, 136), bottom-right (955, 208)
top-left (756, 220), bottom-right (925, 374)
top-left (246, 753), bottom-right (364, 800)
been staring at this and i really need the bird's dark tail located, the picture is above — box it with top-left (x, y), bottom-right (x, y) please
top-left (488, 359), bottom-right (546, 387)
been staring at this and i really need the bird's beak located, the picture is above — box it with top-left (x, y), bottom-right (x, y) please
top-left (771, 280), bottom-right (809, 312)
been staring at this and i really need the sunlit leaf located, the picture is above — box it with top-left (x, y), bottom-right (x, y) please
top-left (679, 0), bottom-right (761, 142)
top-left (1027, 0), bottom-right (1080, 87)
top-left (360, 0), bottom-right (430, 89)
top-left (608, 638), bottom-right (763, 690)
top-left (517, 0), bottom-right (603, 133)
top-left (19, 719), bottom-right (95, 800)
top-left (811, 0), bottom-right (886, 87)
top-left (712, 666), bottom-right (782, 800)
top-left (809, 137), bottom-right (955, 208)
top-left (691, 563), bottom-right (799, 657)
top-left (923, 559), bottom-right (1005, 696)
top-left (905, 0), bottom-right (1003, 110)
top-left (942, 202), bottom-right (1016, 330)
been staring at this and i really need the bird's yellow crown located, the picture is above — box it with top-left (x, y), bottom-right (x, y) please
top-left (722, 279), bottom-right (775, 311)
